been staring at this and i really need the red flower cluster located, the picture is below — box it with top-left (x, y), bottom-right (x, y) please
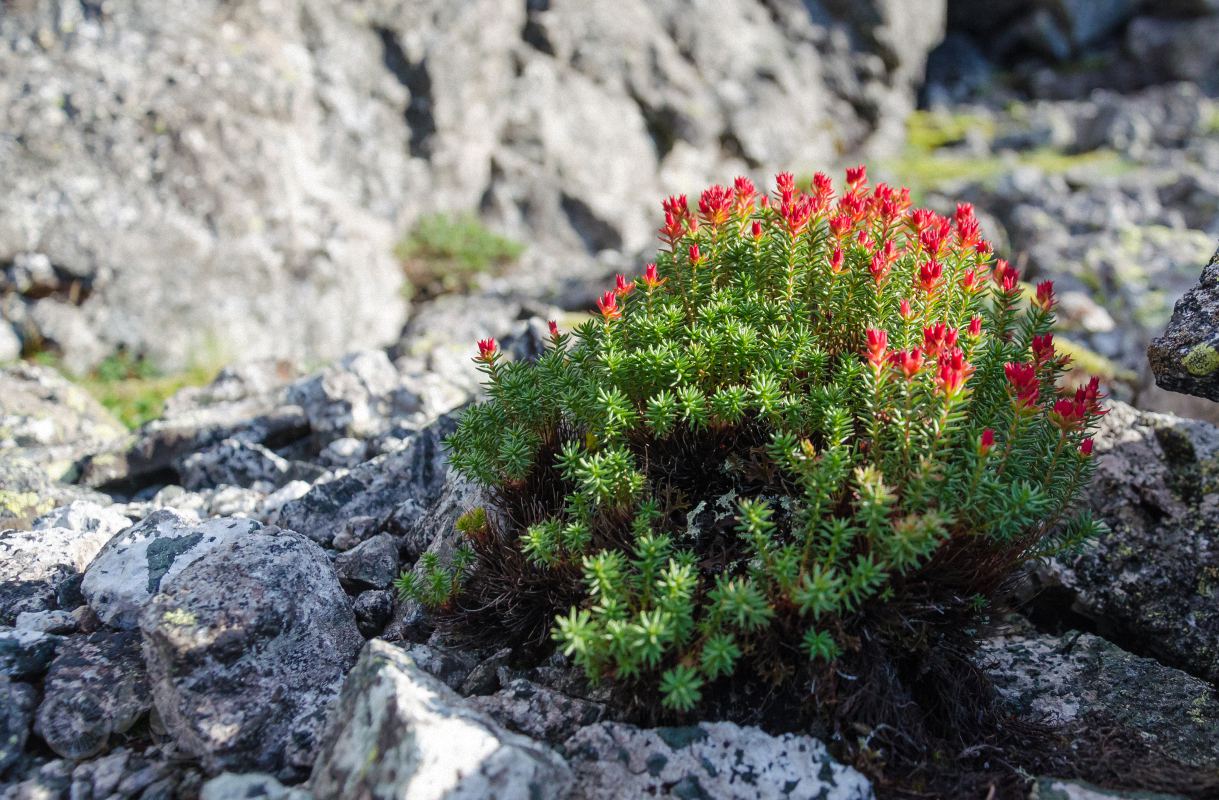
top-left (936, 348), bottom-right (972, 398)
top-left (1004, 362), bottom-right (1039, 408)
top-left (597, 291), bottom-right (621, 321)
top-left (476, 338), bottom-right (497, 362)
top-left (888, 348), bottom-right (923, 379)
top-left (923, 323), bottom-right (958, 359)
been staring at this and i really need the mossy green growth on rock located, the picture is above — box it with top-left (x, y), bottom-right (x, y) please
top-left (395, 213), bottom-right (524, 300)
top-left (1182, 344), bottom-right (1219, 377)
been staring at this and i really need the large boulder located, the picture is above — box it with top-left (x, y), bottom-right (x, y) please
top-left (563, 721), bottom-right (874, 800)
top-left (139, 530), bottom-right (362, 780)
top-left (0, 2), bottom-right (407, 373)
top-left (308, 639), bottom-right (573, 800)
top-left (0, 675), bottom-right (37, 777)
top-left (1148, 245), bottom-right (1219, 401)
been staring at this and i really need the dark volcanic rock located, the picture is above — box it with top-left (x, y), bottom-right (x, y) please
top-left (1149, 245), bottom-right (1219, 401)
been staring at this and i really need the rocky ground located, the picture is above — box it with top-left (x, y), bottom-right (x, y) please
top-left (4, 0), bottom-right (1219, 798)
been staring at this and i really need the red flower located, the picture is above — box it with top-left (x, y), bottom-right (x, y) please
top-left (662, 194), bottom-right (689, 219)
top-left (961, 268), bottom-right (982, 293)
top-left (922, 323), bottom-right (958, 358)
top-left (476, 338), bottom-right (497, 362)
top-left (899, 298), bottom-right (913, 320)
top-left (830, 247), bottom-right (845, 274)
top-left (689, 243), bottom-right (702, 265)
top-left (888, 347), bottom-right (923, 379)
top-left (660, 210), bottom-right (685, 243)
top-left (936, 347), bottom-right (972, 398)
top-left (829, 214), bottom-right (852, 239)
top-left (781, 195), bottom-right (815, 235)
top-left (812, 172), bottom-right (834, 203)
top-left (1080, 437), bottom-right (1094, 456)
top-left (596, 291), bottom-right (621, 321)
top-left (733, 176), bottom-right (756, 216)
top-left (979, 427), bottom-right (995, 456)
top-left (1004, 362), bottom-right (1040, 408)
top-left (642, 262), bottom-right (666, 290)
top-left (1032, 333), bottom-right (1054, 365)
top-left (548, 320), bottom-right (559, 338)
top-left (993, 259), bottom-right (1016, 288)
top-left (846, 164), bottom-right (867, 190)
top-left (865, 328), bottom-right (888, 369)
top-left (751, 220), bottom-right (764, 240)
top-left (917, 258), bottom-right (942, 294)
top-left (1050, 398), bottom-right (1087, 431)
top-left (955, 202), bottom-right (975, 227)
top-left (1033, 280), bottom-right (1056, 311)
top-left (1073, 376), bottom-right (1108, 417)
top-left (615, 273), bottom-right (636, 297)
top-left (967, 315), bottom-right (983, 338)
top-left (870, 252), bottom-right (891, 283)
top-left (699, 184), bottom-right (734, 227)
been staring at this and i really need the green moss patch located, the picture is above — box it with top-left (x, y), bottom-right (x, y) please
top-left (395, 213), bottom-right (524, 300)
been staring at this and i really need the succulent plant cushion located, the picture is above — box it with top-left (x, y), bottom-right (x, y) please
top-left (401, 167), bottom-right (1106, 733)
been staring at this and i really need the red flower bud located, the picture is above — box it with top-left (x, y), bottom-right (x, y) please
top-left (476, 338), bottom-right (497, 362)
top-left (1034, 280), bottom-right (1056, 311)
top-left (689, 243), bottom-right (702, 265)
top-left (1032, 333), bottom-right (1054, 365)
top-left (1004, 362), bottom-right (1040, 408)
top-left (596, 291), bottom-right (621, 321)
top-left (967, 315), bottom-right (982, 338)
top-left (698, 184), bottom-right (734, 227)
top-left (615, 273), bottom-right (635, 297)
top-left (936, 347), bottom-right (972, 398)
top-left (642, 262), bottom-right (666, 290)
top-left (865, 328), bottom-right (888, 369)
top-left (887, 347), bottom-right (923, 379)
top-left (899, 298), bottom-right (913, 320)
top-left (922, 323), bottom-right (958, 359)
top-left (830, 248), bottom-right (845, 275)
top-left (1080, 437), bottom-right (1094, 456)
top-left (751, 220), bottom-right (764, 240)
top-left (917, 258), bottom-right (942, 294)
top-left (980, 427), bottom-right (995, 455)
top-left (846, 164), bottom-right (867, 189)
top-left (548, 320), bottom-right (559, 338)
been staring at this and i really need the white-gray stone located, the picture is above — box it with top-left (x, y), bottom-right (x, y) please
top-left (309, 640), bottom-right (573, 800)
top-left (563, 721), bottom-right (874, 800)
top-left (82, 510), bottom-right (262, 629)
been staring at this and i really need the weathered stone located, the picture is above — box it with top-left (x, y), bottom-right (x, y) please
top-left (177, 438), bottom-right (292, 491)
top-left (14, 609), bottom-right (76, 635)
top-left (82, 510), bottom-right (263, 630)
top-left (285, 350), bottom-right (421, 444)
top-left (394, 642), bottom-right (478, 692)
top-left (309, 640), bottom-right (573, 800)
top-left (460, 648), bottom-right (511, 697)
top-left (1149, 245), bottom-right (1219, 401)
top-left (1041, 402), bottom-right (1219, 682)
top-left (200, 772), bottom-right (313, 800)
top-left (0, 628), bottom-right (59, 679)
top-left (0, 675), bottom-right (37, 777)
top-left (34, 630), bottom-right (150, 760)
top-left (333, 533), bottom-right (400, 592)
top-left (1034, 777), bottom-right (1187, 799)
top-left (277, 414), bottom-right (456, 547)
top-left (0, 521), bottom-right (118, 624)
top-left (140, 530), bottom-right (361, 780)
top-left (470, 679), bottom-right (605, 745)
top-left (979, 630), bottom-right (1219, 770)
top-left (352, 590), bottom-right (394, 639)
top-left (563, 721), bottom-right (874, 800)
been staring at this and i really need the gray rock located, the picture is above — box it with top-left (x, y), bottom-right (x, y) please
top-left (1149, 245), bottom-right (1219, 401)
top-left (285, 350), bottom-right (421, 444)
top-left (1043, 0), bottom-right (1139, 50)
top-left (334, 534), bottom-right (400, 592)
top-left (0, 3), bottom-right (407, 374)
top-left (352, 590), bottom-right (394, 639)
top-left (0, 627), bottom-right (59, 679)
top-left (140, 530), bottom-right (361, 780)
top-left (33, 500), bottom-right (132, 539)
top-left (0, 758), bottom-right (72, 799)
top-left (563, 721), bottom-right (874, 800)
top-left (309, 640), bottom-right (573, 800)
top-left (979, 630), bottom-right (1219, 770)
top-left (0, 323), bottom-right (19, 364)
top-left (1126, 16), bottom-right (1219, 91)
top-left (470, 679), bottom-right (605, 745)
top-left (277, 414), bottom-right (457, 547)
top-left (82, 510), bottom-right (262, 630)
top-left (34, 630), bottom-right (151, 760)
top-left (319, 437), bottom-right (367, 469)
top-left (14, 609), bottom-right (76, 635)
top-left (64, 746), bottom-right (201, 800)
top-left (0, 521), bottom-right (117, 624)
top-left (392, 642), bottom-right (478, 692)
top-left (460, 648), bottom-right (511, 697)
top-left (201, 772), bottom-right (313, 800)
top-left (177, 438), bottom-right (292, 491)
top-left (1034, 778), bottom-right (1188, 799)
top-left (0, 363), bottom-right (126, 478)
top-left (0, 675), bottom-right (37, 777)
top-left (1041, 402), bottom-right (1219, 683)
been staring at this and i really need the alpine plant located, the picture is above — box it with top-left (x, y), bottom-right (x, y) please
top-left (408, 167), bottom-right (1108, 714)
